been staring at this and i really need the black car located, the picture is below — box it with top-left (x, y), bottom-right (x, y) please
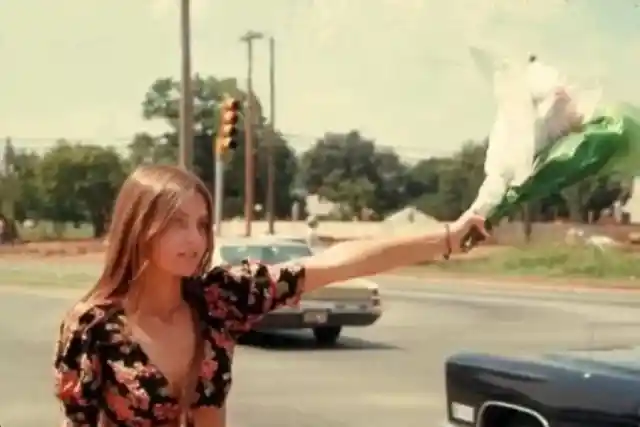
top-left (443, 347), bottom-right (640, 427)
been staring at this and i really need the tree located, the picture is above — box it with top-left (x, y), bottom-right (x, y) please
top-left (137, 75), bottom-right (298, 218)
top-left (0, 138), bottom-right (21, 241)
top-left (37, 141), bottom-right (127, 237)
top-left (253, 127), bottom-right (299, 219)
top-left (409, 141), bottom-right (486, 221)
top-left (12, 151), bottom-right (43, 222)
top-left (128, 132), bottom-right (176, 167)
top-left (405, 157), bottom-right (444, 199)
top-left (561, 174), bottom-right (628, 223)
top-left (300, 131), bottom-right (409, 219)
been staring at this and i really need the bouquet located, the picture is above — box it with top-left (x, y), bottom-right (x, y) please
top-left (462, 49), bottom-right (640, 248)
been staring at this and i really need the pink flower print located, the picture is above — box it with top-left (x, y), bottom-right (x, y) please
top-left (105, 388), bottom-right (135, 421)
top-left (201, 359), bottom-right (219, 380)
top-left (204, 286), bottom-right (221, 303)
top-left (153, 402), bottom-right (181, 421)
top-left (130, 386), bottom-right (151, 411)
top-left (78, 354), bottom-right (99, 381)
top-left (54, 369), bottom-right (81, 403)
top-left (211, 330), bottom-right (234, 352)
top-left (132, 361), bottom-right (156, 378)
top-left (110, 361), bottom-right (140, 388)
top-left (204, 287), bottom-right (229, 318)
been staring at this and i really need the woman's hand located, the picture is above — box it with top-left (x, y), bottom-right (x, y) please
top-left (449, 213), bottom-right (490, 252)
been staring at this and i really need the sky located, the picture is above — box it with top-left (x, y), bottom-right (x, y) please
top-left (2, 0), bottom-right (640, 160)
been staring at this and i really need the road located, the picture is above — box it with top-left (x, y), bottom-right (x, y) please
top-left (1, 276), bottom-right (640, 427)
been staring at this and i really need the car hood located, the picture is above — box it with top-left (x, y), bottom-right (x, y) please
top-left (544, 346), bottom-right (640, 375)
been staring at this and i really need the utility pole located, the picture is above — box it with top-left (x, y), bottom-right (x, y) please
top-left (240, 31), bottom-right (264, 237)
top-left (178, 0), bottom-right (194, 171)
top-left (266, 36), bottom-right (276, 235)
top-left (0, 137), bottom-right (16, 223)
top-left (213, 138), bottom-right (224, 237)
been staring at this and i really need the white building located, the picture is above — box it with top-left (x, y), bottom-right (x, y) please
top-left (625, 177), bottom-right (640, 223)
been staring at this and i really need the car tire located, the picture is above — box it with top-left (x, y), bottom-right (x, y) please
top-left (313, 326), bottom-right (342, 346)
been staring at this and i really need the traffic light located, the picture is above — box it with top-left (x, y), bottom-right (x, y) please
top-left (216, 97), bottom-right (241, 154)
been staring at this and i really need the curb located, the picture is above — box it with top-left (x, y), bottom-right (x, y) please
top-left (388, 269), bottom-right (640, 294)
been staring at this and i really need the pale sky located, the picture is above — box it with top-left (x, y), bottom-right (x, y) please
top-left (2, 0), bottom-right (640, 160)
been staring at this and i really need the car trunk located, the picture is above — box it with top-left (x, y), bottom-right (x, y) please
top-left (304, 280), bottom-right (375, 302)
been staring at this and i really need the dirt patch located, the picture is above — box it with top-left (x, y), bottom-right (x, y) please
top-left (0, 239), bottom-right (106, 258)
top-left (393, 267), bottom-right (640, 291)
top-left (451, 245), bottom-right (508, 259)
top-left (0, 238), bottom-right (505, 261)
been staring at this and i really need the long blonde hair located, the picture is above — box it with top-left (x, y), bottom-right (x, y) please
top-left (64, 165), bottom-right (214, 327)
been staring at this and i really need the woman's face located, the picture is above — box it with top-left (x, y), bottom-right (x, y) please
top-left (150, 191), bottom-right (210, 277)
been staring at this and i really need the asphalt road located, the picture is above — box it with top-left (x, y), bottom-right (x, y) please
top-left (1, 276), bottom-right (640, 427)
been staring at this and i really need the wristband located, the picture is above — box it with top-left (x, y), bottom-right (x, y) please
top-left (443, 224), bottom-right (452, 260)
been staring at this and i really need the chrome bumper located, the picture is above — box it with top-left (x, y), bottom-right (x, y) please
top-left (255, 303), bottom-right (382, 330)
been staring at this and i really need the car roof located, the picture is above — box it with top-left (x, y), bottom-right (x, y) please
top-left (216, 236), bottom-right (310, 247)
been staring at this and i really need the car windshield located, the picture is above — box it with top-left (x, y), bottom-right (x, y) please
top-left (220, 244), bottom-right (312, 265)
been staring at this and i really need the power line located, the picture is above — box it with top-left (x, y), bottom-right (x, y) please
top-left (4, 134), bottom-right (476, 155)
top-left (2, 142), bottom-right (458, 162)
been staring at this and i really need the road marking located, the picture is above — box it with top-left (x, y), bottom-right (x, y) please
top-left (233, 391), bottom-right (442, 409)
top-left (360, 392), bottom-right (442, 408)
top-left (375, 273), bottom-right (640, 296)
top-left (0, 285), bottom-right (81, 299)
top-left (374, 276), bottom-right (640, 306)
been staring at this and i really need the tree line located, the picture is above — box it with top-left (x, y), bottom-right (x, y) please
top-left (0, 74), bottom-right (631, 239)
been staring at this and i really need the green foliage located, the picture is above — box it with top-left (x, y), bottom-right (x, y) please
top-left (429, 244), bottom-right (640, 280)
top-left (300, 134), bottom-right (488, 220)
top-left (11, 151), bottom-right (42, 221)
top-left (0, 140), bottom-right (126, 238)
top-left (36, 141), bottom-right (127, 236)
top-left (300, 131), bottom-right (409, 219)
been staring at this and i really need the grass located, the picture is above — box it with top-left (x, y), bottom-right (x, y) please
top-left (425, 244), bottom-right (640, 280)
top-left (0, 258), bottom-right (101, 288)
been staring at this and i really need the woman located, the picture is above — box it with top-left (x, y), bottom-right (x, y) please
top-left (54, 164), bottom-right (487, 427)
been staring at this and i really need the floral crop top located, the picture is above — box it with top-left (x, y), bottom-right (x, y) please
top-left (53, 263), bottom-right (305, 427)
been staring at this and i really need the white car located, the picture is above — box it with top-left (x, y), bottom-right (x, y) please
top-left (212, 236), bottom-right (382, 345)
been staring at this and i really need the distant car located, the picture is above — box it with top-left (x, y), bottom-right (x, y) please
top-left (212, 236), bottom-right (382, 345)
top-left (443, 346), bottom-right (640, 427)
top-left (258, 233), bottom-right (309, 246)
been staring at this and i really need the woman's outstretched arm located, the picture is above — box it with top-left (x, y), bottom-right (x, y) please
top-left (299, 215), bottom-right (486, 292)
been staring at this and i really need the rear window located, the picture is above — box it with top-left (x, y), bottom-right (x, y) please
top-left (220, 244), bottom-right (312, 265)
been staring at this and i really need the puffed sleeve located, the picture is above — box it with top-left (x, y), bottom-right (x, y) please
top-left (53, 309), bottom-right (104, 427)
top-left (185, 261), bottom-right (305, 334)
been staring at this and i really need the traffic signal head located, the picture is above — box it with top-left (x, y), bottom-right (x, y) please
top-left (216, 98), bottom-right (241, 153)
